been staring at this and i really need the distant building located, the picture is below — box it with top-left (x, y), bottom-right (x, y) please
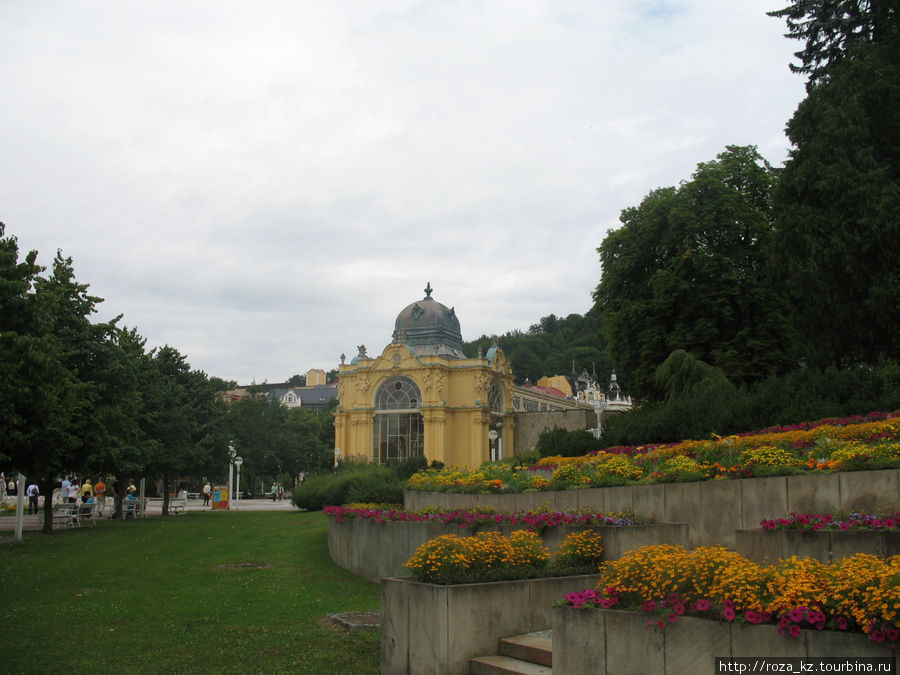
top-left (306, 368), bottom-right (327, 386)
top-left (220, 379), bottom-right (338, 410)
top-left (266, 385), bottom-right (338, 410)
top-left (535, 374), bottom-right (574, 397)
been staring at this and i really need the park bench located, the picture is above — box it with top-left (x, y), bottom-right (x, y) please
top-left (142, 495), bottom-right (187, 514)
top-left (52, 504), bottom-right (79, 529)
top-left (52, 501), bottom-right (104, 528)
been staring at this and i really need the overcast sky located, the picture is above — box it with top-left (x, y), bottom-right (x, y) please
top-left (1, 1), bottom-right (806, 385)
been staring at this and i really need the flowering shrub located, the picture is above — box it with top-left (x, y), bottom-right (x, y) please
top-left (739, 445), bottom-right (803, 473)
top-left (561, 545), bottom-right (900, 648)
top-left (553, 530), bottom-right (605, 568)
top-left (646, 455), bottom-right (706, 483)
top-left (551, 463), bottom-right (591, 487)
top-left (591, 454), bottom-right (644, 483)
top-left (404, 529), bottom-right (605, 584)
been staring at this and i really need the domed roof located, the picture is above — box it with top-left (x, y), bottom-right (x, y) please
top-left (393, 283), bottom-right (466, 359)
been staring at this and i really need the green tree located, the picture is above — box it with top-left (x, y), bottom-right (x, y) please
top-left (768, 0), bottom-right (897, 86)
top-left (0, 236), bottom-right (113, 531)
top-left (140, 346), bottom-right (228, 514)
top-left (771, 4), bottom-right (899, 367)
top-left (593, 146), bottom-right (792, 397)
top-left (226, 396), bottom-right (336, 491)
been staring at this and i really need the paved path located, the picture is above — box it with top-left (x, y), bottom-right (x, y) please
top-left (0, 498), bottom-right (298, 535)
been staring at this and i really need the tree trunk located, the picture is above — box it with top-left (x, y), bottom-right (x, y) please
top-left (40, 476), bottom-right (54, 533)
top-left (162, 474), bottom-right (169, 516)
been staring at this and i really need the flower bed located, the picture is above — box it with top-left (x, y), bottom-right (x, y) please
top-left (326, 507), bottom-right (687, 582)
top-left (406, 411), bottom-right (900, 493)
top-left (404, 469), bottom-right (900, 549)
top-left (403, 529), bottom-right (604, 584)
top-left (761, 511), bottom-right (900, 532)
top-left (561, 544), bottom-right (900, 648)
top-left (323, 504), bottom-right (643, 527)
top-left (736, 512), bottom-right (900, 563)
top-left (552, 607), bottom-right (897, 674)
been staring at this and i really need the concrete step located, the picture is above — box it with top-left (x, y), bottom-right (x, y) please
top-left (469, 630), bottom-right (553, 674)
top-left (499, 631), bottom-right (552, 667)
top-left (468, 654), bottom-right (552, 675)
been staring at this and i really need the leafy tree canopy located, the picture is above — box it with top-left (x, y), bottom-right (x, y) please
top-left (592, 146), bottom-right (792, 397)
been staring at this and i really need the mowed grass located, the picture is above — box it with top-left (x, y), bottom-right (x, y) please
top-left (0, 511), bottom-right (380, 674)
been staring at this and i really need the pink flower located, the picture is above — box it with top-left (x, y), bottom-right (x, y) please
top-left (722, 606), bottom-right (736, 621)
top-left (789, 624), bottom-right (802, 638)
top-left (745, 610), bottom-right (763, 624)
top-left (835, 617), bottom-right (848, 630)
top-left (789, 607), bottom-right (805, 622)
top-left (887, 629), bottom-right (899, 642)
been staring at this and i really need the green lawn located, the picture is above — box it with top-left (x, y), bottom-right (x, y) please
top-left (0, 511), bottom-right (380, 674)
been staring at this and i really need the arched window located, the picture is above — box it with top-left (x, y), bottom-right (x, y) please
top-left (373, 376), bottom-right (424, 463)
top-left (489, 379), bottom-right (504, 413)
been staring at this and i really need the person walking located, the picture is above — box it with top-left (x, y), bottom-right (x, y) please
top-left (26, 481), bottom-right (40, 515)
top-left (202, 482), bottom-right (211, 507)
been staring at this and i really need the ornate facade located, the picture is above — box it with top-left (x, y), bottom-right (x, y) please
top-left (334, 284), bottom-right (515, 468)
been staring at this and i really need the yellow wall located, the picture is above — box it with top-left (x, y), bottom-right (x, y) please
top-left (306, 368), bottom-right (327, 386)
top-left (334, 341), bottom-right (515, 468)
top-left (536, 374), bottom-right (574, 397)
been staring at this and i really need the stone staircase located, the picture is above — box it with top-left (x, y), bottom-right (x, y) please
top-left (469, 630), bottom-right (552, 674)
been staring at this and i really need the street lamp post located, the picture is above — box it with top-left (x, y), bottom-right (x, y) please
top-left (488, 429), bottom-right (498, 462)
top-left (593, 399), bottom-right (608, 439)
top-left (227, 443), bottom-right (236, 511)
top-left (234, 456), bottom-right (243, 505)
top-left (495, 422), bottom-right (504, 460)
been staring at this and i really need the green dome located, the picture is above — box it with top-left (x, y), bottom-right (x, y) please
top-left (393, 283), bottom-right (465, 359)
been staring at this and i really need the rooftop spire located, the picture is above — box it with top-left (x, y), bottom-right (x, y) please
top-left (424, 281), bottom-right (433, 299)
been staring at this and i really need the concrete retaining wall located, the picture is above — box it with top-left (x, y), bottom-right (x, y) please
top-left (404, 469), bottom-right (900, 548)
top-left (552, 607), bottom-right (898, 674)
top-left (736, 528), bottom-right (900, 563)
top-left (513, 409), bottom-right (596, 453)
top-left (327, 517), bottom-right (688, 582)
top-left (382, 574), bottom-right (602, 675)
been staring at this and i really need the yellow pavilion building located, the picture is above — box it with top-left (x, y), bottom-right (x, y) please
top-left (334, 283), bottom-right (515, 468)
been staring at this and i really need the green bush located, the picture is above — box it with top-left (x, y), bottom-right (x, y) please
top-left (536, 427), bottom-right (601, 458)
top-left (292, 463), bottom-right (403, 511)
top-left (601, 363), bottom-right (900, 448)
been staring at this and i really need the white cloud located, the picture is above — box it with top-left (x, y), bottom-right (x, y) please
top-left (0, 0), bottom-right (806, 383)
